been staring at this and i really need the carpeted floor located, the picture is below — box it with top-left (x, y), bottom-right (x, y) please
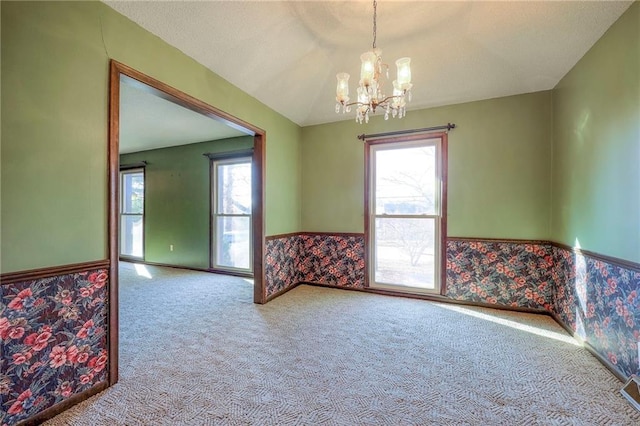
top-left (46, 262), bottom-right (639, 425)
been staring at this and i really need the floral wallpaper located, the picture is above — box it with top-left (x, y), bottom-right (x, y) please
top-left (1, 269), bottom-right (108, 425)
top-left (446, 240), bottom-right (554, 311)
top-left (550, 246), bottom-right (578, 331)
top-left (297, 234), bottom-right (366, 289)
top-left (552, 246), bottom-right (640, 379)
top-left (265, 234), bottom-right (366, 298)
top-left (265, 236), bottom-right (303, 298)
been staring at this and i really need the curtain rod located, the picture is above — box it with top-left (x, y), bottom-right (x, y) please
top-left (120, 161), bottom-right (147, 170)
top-left (203, 148), bottom-right (254, 160)
top-left (357, 123), bottom-right (456, 141)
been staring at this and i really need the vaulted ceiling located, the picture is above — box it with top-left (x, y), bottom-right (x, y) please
top-left (105, 1), bottom-right (632, 127)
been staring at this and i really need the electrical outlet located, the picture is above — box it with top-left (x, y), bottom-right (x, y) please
top-left (170, 244), bottom-right (174, 252)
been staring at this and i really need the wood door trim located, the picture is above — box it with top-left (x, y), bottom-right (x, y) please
top-left (108, 60), bottom-right (267, 390)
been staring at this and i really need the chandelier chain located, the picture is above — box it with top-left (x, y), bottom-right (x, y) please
top-left (372, 0), bottom-right (377, 49)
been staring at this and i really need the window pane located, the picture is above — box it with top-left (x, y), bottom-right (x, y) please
top-left (217, 162), bottom-right (251, 214)
top-left (122, 171), bottom-right (144, 214)
top-left (216, 216), bottom-right (251, 270)
top-left (121, 215), bottom-right (143, 258)
top-left (374, 217), bottom-right (435, 289)
top-left (375, 145), bottom-right (436, 215)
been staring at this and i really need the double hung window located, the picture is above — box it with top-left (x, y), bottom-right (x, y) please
top-left (211, 157), bottom-right (252, 273)
top-left (368, 136), bottom-right (445, 293)
top-left (120, 168), bottom-right (145, 259)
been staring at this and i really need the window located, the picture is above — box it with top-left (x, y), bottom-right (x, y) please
top-left (120, 168), bottom-right (144, 259)
top-left (211, 157), bottom-right (252, 273)
top-left (367, 135), bottom-right (446, 293)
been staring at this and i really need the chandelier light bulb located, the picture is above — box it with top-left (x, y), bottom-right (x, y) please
top-left (336, 72), bottom-right (350, 103)
top-left (360, 51), bottom-right (377, 87)
top-left (395, 57), bottom-right (412, 89)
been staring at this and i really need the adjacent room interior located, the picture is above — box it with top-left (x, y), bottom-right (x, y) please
top-left (1, 1), bottom-right (639, 424)
top-left (117, 75), bottom-right (257, 277)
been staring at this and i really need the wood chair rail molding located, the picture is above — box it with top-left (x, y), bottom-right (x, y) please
top-left (1, 260), bottom-right (110, 286)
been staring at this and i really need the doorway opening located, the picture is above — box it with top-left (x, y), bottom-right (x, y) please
top-left (108, 60), bottom-right (266, 386)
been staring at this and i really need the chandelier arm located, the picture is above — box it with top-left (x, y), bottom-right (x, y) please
top-left (341, 93), bottom-right (406, 109)
top-left (341, 100), bottom-right (365, 108)
top-left (377, 94), bottom-right (405, 107)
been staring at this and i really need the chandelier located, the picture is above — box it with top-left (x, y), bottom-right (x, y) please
top-left (335, 0), bottom-right (413, 124)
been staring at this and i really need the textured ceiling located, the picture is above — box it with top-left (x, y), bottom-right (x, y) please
top-left (120, 78), bottom-right (247, 154)
top-left (106, 1), bottom-right (632, 127)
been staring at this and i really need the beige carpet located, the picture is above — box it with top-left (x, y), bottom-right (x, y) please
top-left (46, 263), bottom-right (638, 425)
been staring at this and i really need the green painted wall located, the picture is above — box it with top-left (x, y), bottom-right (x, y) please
top-left (120, 137), bottom-right (253, 269)
top-left (1, 1), bottom-right (108, 273)
top-left (551, 2), bottom-right (640, 263)
top-left (3, 0), bottom-right (636, 273)
top-left (1, 1), bottom-right (301, 273)
top-left (301, 92), bottom-right (553, 239)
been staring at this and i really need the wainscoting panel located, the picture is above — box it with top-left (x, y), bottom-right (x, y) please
top-left (298, 234), bottom-right (365, 289)
top-left (265, 233), bottom-right (366, 299)
top-left (551, 245), bottom-right (640, 379)
top-left (265, 235), bottom-right (303, 298)
top-left (446, 239), bottom-right (554, 311)
top-left (1, 265), bottom-right (109, 425)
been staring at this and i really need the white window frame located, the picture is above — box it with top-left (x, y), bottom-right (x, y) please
top-left (211, 156), bottom-right (253, 274)
top-left (119, 167), bottom-right (145, 260)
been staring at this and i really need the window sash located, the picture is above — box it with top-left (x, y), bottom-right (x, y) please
top-left (120, 168), bottom-right (144, 215)
top-left (119, 167), bottom-right (144, 259)
top-left (211, 156), bottom-right (253, 273)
